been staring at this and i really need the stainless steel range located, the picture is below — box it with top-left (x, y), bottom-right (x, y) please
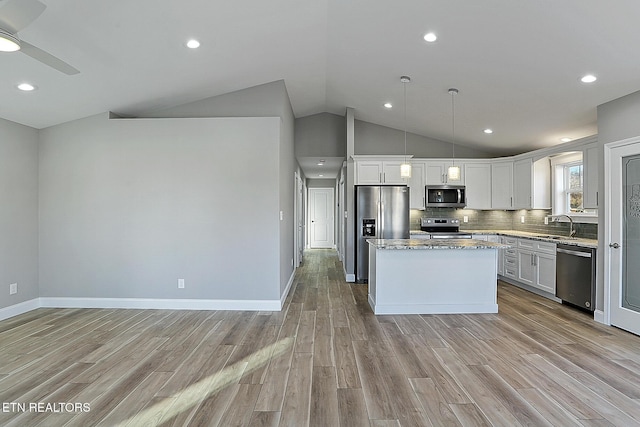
top-left (420, 217), bottom-right (472, 239)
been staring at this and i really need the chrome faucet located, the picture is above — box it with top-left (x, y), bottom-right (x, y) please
top-left (553, 214), bottom-right (576, 238)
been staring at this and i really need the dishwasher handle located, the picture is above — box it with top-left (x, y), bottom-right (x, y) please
top-left (557, 247), bottom-right (592, 258)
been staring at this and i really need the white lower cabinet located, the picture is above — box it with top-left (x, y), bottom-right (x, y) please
top-left (515, 238), bottom-right (556, 294)
top-left (501, 236), bottom-right (518, 280)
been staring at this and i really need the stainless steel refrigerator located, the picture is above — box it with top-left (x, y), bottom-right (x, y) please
top-left (355, 185), bottom-right (410, 282)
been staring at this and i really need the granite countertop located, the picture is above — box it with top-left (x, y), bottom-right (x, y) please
top-left (410, 229), bottom-right (598, 249)
top-left (367, 238), bottom-right (511, 250)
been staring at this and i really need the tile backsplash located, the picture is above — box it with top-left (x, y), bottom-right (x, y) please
top-left (410, 208), bottom-right (598, 240)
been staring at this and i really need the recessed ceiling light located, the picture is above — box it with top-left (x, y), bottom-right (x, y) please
top-left (483, 129), bottom-right (493, 134)
top-left (423, 32), bottom-right (437, 43)
top-left (186, 39), bottom-right (200, 49)
top-left (319, 174), bottom-right (324, 177)
top-left (17, 83), bottom-right (36, 91)
top-left (560, 137), bottom-right (572, 142)
top-left (580, 74), bottom-right (597, 83)
top-left (384, 102), bottom-right (392, 109)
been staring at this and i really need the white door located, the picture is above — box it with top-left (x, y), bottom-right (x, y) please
top-left (309, 188), bottom-right (335, 249)
top-left (606, 137), bottom-right (640, 335)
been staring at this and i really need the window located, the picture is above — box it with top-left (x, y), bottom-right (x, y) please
top-left (565, 162), bottom-right (584, 213)
top-left (551, 152), bottom-right (597, 221)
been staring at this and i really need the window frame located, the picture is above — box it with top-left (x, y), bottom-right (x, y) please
top-left (551, 152), bottom-right (597, 223)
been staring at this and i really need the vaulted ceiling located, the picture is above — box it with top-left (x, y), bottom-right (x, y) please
top-left (2, 0), bottom-right (640, 156)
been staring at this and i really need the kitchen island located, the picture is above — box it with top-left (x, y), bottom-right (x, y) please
top-left (367, 238), bottom-right (510, 315)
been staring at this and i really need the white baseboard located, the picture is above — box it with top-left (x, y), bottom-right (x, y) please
top-left (280, 269), bottom-right (296, 308)
top-left (345, 272), bottom-right (355, 282)
top-left (39, 297), bottom-right (282, 311)
top-left (368, 295), bottom-right (498, 315)
top-left (0, 299), bottom-right (40, 321)
top-left (594, 309), bottom-right (606, 324)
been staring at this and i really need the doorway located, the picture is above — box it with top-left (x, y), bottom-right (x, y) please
top-left (605, 137), bottom-right (640, 335)
top-left (308, 188), bottom-right (335, 249)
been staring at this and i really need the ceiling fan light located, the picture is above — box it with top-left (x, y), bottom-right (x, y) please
top-left (0, 30), bottom-right (20, 52)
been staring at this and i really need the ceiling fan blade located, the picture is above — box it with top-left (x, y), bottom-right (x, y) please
top-left (20, 40), bottom-right (79, 75)
top-left (0, 0), bottom-right (46, 33)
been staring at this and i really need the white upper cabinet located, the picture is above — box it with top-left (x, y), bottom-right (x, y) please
top-left (353, 156), bottom-right (410, 185)
top-left (464, 162), bottom-right (492, 209)
top-left (491, 161), bottom-right (514, 209)
top-left (513, 157), bottom-right (551, 209)
top-left (425, 160), bottom-right (464, 185)
top-left (408, 161), bottom-right (426, 209)
top-left (355, 161), bottom-right (384, 184)
top-left (583, 143), bottom-right (599, 208)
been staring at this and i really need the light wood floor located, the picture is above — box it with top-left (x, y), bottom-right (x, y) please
top-left (2, 249), bottom-right (640, 426)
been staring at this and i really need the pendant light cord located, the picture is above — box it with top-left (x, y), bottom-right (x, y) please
top-left (403, 80), bottom-right (407, 163)
top-left (450, 88), bottom-right (458, 167)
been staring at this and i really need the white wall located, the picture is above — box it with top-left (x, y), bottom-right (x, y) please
top-left (38, 114), bottom-right (283, 303)
top-left (0, 119), bottom-right (39, 310)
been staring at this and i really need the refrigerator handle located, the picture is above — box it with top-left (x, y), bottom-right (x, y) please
top-left (379, 201), bottom-right (384, 238)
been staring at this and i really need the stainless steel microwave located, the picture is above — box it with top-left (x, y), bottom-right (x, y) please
top-left (425, 185), bottom-right (466, 208)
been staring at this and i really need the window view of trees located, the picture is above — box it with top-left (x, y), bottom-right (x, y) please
top-left (567, 164), bottom-right (583, 212)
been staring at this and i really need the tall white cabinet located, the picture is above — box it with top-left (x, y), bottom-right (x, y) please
top-left (491, 161), bottom-right (514, 209)
top-left (464, 162), bottom-right (492, 209)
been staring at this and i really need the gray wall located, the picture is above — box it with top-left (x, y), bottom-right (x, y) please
top-left (354, 120), bottom-right (494, 158)
top-left (38, 115), bottom-right (283, 301)
top-left (142, 79), bottom-right (296, 298)
top-left (295, 112), bottom-right (346, 158)
top-left (0, 119), bottom-right (39, 310)
top-left (597, 89), bottom-right (640, 312)
top-left (142, 80), bottom-right (294, 120)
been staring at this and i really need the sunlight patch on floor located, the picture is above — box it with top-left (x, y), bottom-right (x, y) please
top-left (115, 336), bottom-right (294, 426)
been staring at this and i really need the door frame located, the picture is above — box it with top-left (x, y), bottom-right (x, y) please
top-left (604, 135), bottom-right (640, 332)
top-left (307, 187), bottom-right (335, 249)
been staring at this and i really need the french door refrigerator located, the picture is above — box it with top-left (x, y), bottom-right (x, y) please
top-left (355, 185), bottom-right (410, 283)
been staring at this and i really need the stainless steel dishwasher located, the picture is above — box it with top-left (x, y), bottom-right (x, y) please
top-left (555, 244), bottom-right (596, 311)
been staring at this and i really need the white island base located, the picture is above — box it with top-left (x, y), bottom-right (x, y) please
top-left (367, 239), bottom-right (502, 315)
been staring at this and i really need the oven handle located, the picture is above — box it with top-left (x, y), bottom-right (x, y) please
top-left (557, 248), bottom-right (591, 258)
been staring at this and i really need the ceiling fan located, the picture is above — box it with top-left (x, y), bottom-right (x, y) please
top-left (0, 0), bottom-right (79, 75)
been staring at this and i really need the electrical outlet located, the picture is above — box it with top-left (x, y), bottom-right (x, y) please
top-left (9, 283), bottom-right (17, 295)
top-left (544, 217), bottom-right (549, 225)
top-left (178, 279), bottom-right (185, 289)
top-left (463, 215), bottom-right (469, 223)
top-left (520, 216), bottom-right (525, 223)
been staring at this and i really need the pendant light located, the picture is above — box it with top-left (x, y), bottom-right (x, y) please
top-left (400, 76), bottom-right (412, 178)
top-left (447, 88), bottom-right (461, 181)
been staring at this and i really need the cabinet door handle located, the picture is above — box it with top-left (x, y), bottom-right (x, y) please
top-left (510, 196), bottom-right (513, 207)
top-left (596, 191), bottom-right (599, 206)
